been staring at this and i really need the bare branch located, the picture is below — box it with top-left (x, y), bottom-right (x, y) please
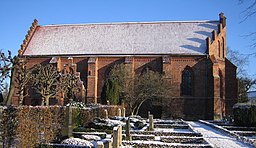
top-left (240, 0), bottom-right (256, 22)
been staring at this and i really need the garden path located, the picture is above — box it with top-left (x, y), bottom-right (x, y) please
top-left (188, 121), bottom-right (253, 148)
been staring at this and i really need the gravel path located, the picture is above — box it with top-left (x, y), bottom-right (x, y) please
top-left (188, 121), bottom-right (253, 148)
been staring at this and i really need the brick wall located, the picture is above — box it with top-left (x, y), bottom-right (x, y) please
top-left (12, 53), bottom-right (237, 120)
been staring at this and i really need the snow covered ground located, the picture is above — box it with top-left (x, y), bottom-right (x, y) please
top-left (188, 121), bottom-right (254, 148)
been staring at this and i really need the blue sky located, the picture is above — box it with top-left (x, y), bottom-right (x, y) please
top-left (0, 0), bottom-right (255, 76)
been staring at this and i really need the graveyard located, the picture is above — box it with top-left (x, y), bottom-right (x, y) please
top-left (1, 103), bottom-right (255, 148)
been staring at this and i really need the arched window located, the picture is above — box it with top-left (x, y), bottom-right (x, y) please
top-left (218, 41), bottom-right (221, 58)
top-left (181, 67), bottom-right (193, 96)
top-left (222, 37), bottom-right (225, 58)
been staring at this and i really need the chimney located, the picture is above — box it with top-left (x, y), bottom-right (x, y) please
top-left (219, 12), bottom-right (226, 28)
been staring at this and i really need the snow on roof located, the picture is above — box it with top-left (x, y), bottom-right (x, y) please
top-left (23, 21), bottom-right (220, 56)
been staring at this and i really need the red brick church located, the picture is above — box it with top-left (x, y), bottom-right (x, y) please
top-left (12, 13), bottom-right (237, 119)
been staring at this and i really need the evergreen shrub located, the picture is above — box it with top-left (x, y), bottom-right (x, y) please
top-left (233, 103), bottom-right (256, 127)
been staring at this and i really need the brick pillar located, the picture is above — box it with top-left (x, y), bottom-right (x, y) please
top-left (87, 57), bottom-right (98, 104)
top-left (213, 63), bottom-right (221, 119)
top-left (162, 56), bottom-right (171, 119)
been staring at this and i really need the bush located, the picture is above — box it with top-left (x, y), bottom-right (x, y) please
top-left (1, 105), bottom-right (121, 147)
top-left (233, 103), bottom-right (256, 127)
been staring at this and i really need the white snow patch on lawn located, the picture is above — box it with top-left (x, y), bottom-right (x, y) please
top-left (154, 128), bottom-right (192, 133)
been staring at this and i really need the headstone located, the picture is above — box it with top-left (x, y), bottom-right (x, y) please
top-left (113, 127), bottom-right (119, 148)
top-left (122, 108), bottom-right (126, 117)
top-left (113, 125), bottom-right (122, 148)
top-left (149, 114), bottom-right (154, 131)
top-left (97, 141), bottom-right (104, 148)
top-left (125, 118), bottom-right (131, 141)
top-left (118, 108), bottom-right (121, 117)
top-left (118, 125), bottom-right (122, 146)
top-left (104, 109), bottom-right (108, 119)
top-left (104, 139), bottom-right (112, 148)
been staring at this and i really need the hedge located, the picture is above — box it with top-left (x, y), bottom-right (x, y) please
top-left (0, 105), bottom-right (121, 147)
top-left (233, 103), bottom-right (256, 127)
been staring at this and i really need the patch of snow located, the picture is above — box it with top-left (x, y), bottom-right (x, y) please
top-left (188, 121), bottom-right (254, 148)
top-left (105, 119), bottom-right (126, 126)
top-left (122, 140), bottom-right (211, 147)
top-left (61, 138), bottom-right (93, 147)
top-left (154, 128), bottom-right (192, 133)
top-left (81, 135), bottom-right (101, 141)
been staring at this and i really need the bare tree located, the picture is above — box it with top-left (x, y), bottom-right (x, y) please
top-left (31, 64), bottom-right (60, 106)
top-left (238, 77), bottom-right (256, 102)
top-left (15, 59), bottom-right (32, 105)
top-left (239, 0), bottom-right (256, 49)
top-left (131, 70), bottom-right (172, 115)
top-left (105, 64), bottom-right (172, 115)
top-left (227, 48), bottom-right (256, 102)
top-left (227, 48), bottom-right (248, 76)
top-left (59, 73), bottom-right (80, 104)
top-left (0, 50), bottom-right (17, 91)
top-left (239, 0), bottom-right (256, 22)
top-left (0, 50), bottom-right (19, 104)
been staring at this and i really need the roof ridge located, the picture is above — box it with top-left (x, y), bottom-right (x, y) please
top-left (42, 20), bottom-right (219, 27)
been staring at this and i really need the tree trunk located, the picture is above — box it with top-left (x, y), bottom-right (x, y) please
top-left (45, 96), bottom-right (50, 106)
top-left (6, 68), bottom-right (17, 105)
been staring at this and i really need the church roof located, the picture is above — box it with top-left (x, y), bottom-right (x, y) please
top-left (23, 20), bottom-right (220, 56)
